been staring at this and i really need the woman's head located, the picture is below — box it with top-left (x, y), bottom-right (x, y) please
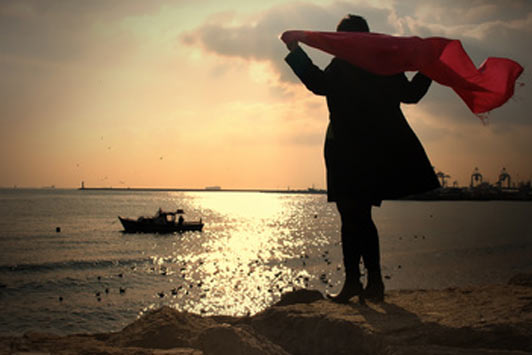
top-left (336, 14), bottom-right (369, 32)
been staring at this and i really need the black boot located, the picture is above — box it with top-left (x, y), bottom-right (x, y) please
top-left (327, 279), bottom-right (363, 303)
top-left (327, 264), bottom-right (363, 304)
top-left (364, 270), bottom-right (384, 302)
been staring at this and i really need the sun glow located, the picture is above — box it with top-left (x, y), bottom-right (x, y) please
top-left (193, 191), bottom-right (287, 220)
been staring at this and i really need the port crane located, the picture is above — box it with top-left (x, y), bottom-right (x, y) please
top-left (436, 170), bottom-right (451, 187)
top-left (496, 168), bottom-right (512, 189)
top-left (470, 167), bottom-right (483, 188)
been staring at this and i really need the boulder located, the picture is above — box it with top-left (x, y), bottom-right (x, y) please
top-left (198, 324), bottom-right (289, 355)
top-left (107, 306), bottom-right (217, 349)
top-left (508, 273), bottom-right (532, 287)
top-left (273, 289), bottom-right (324, 307)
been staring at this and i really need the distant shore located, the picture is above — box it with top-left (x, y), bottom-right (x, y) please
top-left (3, 186), bottom-right (531, 201)
top-left (79, 186), bottom-right (327, 194)
top-left (77, 186), bottom-right (532, 201)
top-left (2, 273), bottom-right (531, 354)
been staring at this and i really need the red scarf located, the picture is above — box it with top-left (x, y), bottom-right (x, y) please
top-left (281, 30), bottom-right (523, 115)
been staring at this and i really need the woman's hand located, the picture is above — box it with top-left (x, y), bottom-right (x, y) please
top-left (286, 41), bottom-right (299, 52)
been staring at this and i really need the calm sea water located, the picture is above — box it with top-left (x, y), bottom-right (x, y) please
top-left (0, 189), bottom-right (531, 335)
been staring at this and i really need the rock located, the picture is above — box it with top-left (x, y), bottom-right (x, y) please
top-left (107, 306), bottom-right (218, 349)
top-left (508, 273), bottom-right (532, 287)
top-left (273, 289), bottom-right (324, 307)
top-left (2, 331), bottom-right (202, 355)
top-left (152, 349), bottom-right (203, 355)
top-left (198, 324), bottom-right (289, 355)
top-left (3, 275), bottom-right (532, 355)
top-left (250, 280), bottom-right (532, 355)
top-left (391, 344), bottom-right (532, 355)
top-left (251, 302), bottom-right (387, 355)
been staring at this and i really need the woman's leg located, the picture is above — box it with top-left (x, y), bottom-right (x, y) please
top-left (332, 200), bottom-right (384, 302)
top-left (359, 213), bottom-right (384, 302)
top-left (359, 210), bottom-right (381, 275)
top-left (327, 200), bottom-right (367, 303)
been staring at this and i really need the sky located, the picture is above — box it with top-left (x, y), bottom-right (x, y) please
top-left (0, 0), bottom-right (530, 189)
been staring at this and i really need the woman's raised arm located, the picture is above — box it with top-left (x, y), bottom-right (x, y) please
top-left (285, 45), bottom-right (329, 96)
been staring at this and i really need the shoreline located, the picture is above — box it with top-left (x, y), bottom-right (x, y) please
top-left (79, 186), bottom-right (532, 201)
top-left (2, 274), bottom-right (531, 355)
top-left (2, 186), bottom-right (532, 200)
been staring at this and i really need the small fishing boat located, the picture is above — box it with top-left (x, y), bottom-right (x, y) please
top-left (118, 208), bottom-right (203, 233)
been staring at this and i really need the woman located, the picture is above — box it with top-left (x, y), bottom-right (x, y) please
top-left (284, 15), bottom-right (440, 303)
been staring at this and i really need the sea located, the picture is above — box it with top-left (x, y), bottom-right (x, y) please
top-left (0, 188), bottom-right (531, 336)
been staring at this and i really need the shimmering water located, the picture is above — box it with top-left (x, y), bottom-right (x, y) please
top-left (0, 189), bottom-right (531, 335)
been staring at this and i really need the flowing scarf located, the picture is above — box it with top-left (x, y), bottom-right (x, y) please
top-left (281, 30), bottom-right (523, 115)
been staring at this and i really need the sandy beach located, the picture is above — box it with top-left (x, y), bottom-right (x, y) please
top-left (2, 273), bottom-right (531, 355)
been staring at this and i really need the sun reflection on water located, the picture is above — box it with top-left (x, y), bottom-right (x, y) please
top-left (194, 191), bottom-right (288, 220)
top-left (139, 192), bottom-right (339, 318)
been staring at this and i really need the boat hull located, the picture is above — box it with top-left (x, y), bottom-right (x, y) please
top-left (118, 216), bottom-right (203, 233)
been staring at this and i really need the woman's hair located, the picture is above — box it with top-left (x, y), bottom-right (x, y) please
top-left (336, 14), bottom-right (370, 32)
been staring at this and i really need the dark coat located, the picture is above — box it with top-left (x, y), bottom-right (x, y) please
top-left (285, 46), bottom-right (440, 204)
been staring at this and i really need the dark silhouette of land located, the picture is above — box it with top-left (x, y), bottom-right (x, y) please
top-left (78, 186), bottom-right (532, 201)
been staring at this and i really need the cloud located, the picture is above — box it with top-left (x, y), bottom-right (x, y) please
top-left (391, 1), bottom-right (531, 127)
top-left (0, 0), bottom-right (174, 64)
top-left (181, 0), bottom-right (530, 126)
top-left (407, 0), bottom-right (531, 26)
top-left (397, 11), bottom-right (531, 63)
top-left (181, 0), bottom-right (531, 74)
top-left (181, 1), bottom-right (395, 83)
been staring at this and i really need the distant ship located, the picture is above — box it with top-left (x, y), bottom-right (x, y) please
top-left (205, 186), bottom-right (221, 191)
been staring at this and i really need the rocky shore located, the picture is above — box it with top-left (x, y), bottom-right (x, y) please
top-left (2, 274), bottom-right (532, 355)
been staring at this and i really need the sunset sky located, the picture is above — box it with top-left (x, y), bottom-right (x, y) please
top-left (1, 0), bottom-right (530, 189)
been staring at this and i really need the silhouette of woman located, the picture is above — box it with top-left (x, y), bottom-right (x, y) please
top-left (284, 15), bottom-right (440, 303)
